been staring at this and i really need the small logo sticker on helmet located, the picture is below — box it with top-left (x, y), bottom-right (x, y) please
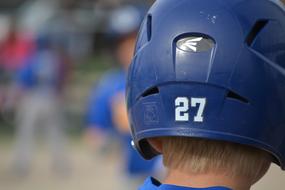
top-left (177, 36), bottom-right (215, 53)
top-left (144, 103), bottom-right (159, 124)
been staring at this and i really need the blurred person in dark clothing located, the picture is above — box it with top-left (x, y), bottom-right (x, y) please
top-left (12, 33), bottom-right (71, 175)
top-left (85, 4), bottom-right (163, 189)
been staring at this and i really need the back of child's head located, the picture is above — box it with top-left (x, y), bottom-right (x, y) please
top-left (160, 137), bottom-right (271, 184)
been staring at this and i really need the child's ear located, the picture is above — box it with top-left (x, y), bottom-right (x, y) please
top-left (148, 138), bottom-right (163, 153)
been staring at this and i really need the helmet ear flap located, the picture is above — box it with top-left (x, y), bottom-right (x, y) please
top-left (137, 139), bottom-right (160, 160)
top-left (130, 122), bottom-right (159, 159)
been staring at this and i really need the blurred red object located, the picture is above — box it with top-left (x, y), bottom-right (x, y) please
top-left (0, 31), bottom-right (35, 72)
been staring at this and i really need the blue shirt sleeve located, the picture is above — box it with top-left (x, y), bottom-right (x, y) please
top-left (86, 75), bottom-right (115, 131)
top-left (86, 70), bottom-right (127, 131)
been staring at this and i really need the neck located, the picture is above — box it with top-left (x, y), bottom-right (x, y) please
top-left (163, 169), bottom-right (252, 190)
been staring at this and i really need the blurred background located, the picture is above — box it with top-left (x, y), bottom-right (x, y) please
top-left (0, 0), bottom-right (284, 190)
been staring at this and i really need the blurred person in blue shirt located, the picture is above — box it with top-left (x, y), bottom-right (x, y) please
top-left (12, 33), bottom-right (71, 175)
top-left (85, 4), bottom-right (164, 189)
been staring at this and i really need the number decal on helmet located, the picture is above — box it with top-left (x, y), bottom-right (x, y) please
top-left (175, 97), bottom-right (206, 122)
top-left (175, 97), bottom-right (189, 121)
top-left (191, 98), bottom-right (206, 122)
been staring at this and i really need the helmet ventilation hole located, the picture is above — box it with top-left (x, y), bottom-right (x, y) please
top-left (141, 87), bottom-right (159, 98)
top-left (227, 90), bottom-right (249, 104)
top-left (246, 20), bottom-right (269, 46)
top-left (147, 15), bottom-right (152, 41)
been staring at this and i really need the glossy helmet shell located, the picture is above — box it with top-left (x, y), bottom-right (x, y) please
top-left (126, 0), bottom-right (285, 169)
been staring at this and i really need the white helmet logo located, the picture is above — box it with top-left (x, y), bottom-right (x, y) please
top-left (177, 36), bottom-right (214, 53)
top-left (180, 37), bottom-right (203, 52)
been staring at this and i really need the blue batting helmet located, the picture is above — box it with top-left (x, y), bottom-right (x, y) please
top-left (126, 0), bottom-right (285, 169)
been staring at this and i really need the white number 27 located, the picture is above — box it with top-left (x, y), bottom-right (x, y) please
top-left (175, 97), bottom-right (206, 122)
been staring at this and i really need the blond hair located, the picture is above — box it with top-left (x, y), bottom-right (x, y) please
top-left (161, 137), bottom-right (271, 183)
